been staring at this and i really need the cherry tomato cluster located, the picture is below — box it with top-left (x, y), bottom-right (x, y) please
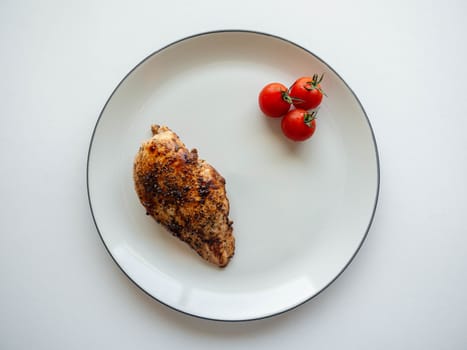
top-left (258, 74), bottom-right (326, 141)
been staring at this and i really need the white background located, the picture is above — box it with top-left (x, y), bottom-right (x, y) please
top-left (1, 0), bottom-right (466, 349)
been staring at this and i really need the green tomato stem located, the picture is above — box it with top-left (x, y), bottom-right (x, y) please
top-left (304, 110), bottom-right (318, 126)
top-left (281, 90), bottom-right (293, 104)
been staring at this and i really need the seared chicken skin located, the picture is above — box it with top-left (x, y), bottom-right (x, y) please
top-left (133, 125), bottom-right (234, 267)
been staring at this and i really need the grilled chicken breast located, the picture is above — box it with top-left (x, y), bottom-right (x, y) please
top-left (133, 125), bottom-right (234, 267)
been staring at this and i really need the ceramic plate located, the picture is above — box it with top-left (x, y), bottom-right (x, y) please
top-left (87, 30), bottom-right (379, 321)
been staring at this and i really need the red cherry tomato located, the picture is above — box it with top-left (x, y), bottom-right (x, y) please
top-left (281, 109), bottom-right (317, 141)
top-left (258, 82), bottom-right (292, 118)
top-left (289, 74), bottom-right (326, 110)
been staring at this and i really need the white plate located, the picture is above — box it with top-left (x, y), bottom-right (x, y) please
top-left (87, 30), bottom-right (379, 321)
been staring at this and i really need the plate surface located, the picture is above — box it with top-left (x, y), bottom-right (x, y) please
top-left (87, 30), bottom-right (379, 321)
